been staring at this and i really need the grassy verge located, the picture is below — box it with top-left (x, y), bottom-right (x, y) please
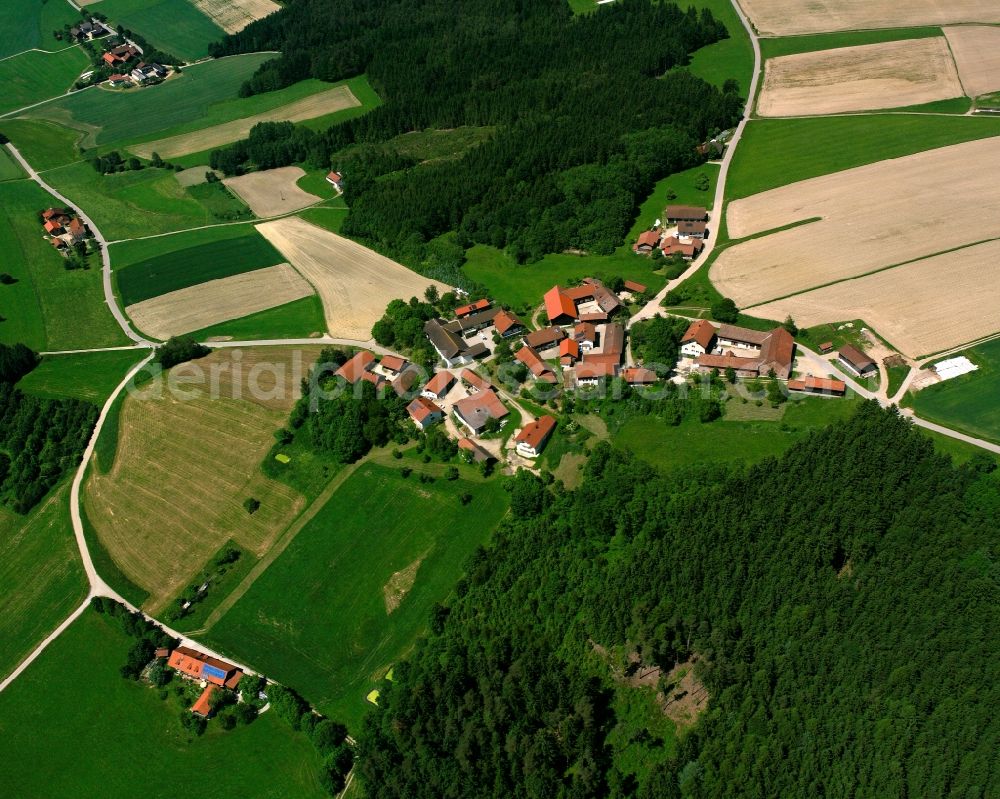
top-left (0, 147), bottom-right (26, 181)
top-left (16, 349), bottom-right (143, 403)
top-left (0, 479), bottom-right (87, 680)
top-left (0, 609), bottom-right (328, 799)
top-left (677, 0), bottom-right (755, 96)
top-left (758, 27), bottom-right (943, 60)
top-left (0, 118), bottom-right (84, 171)
top-left (204, 461), bottom-right (510, 731)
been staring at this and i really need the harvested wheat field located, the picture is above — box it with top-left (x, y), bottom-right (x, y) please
top-left (224, 167), bottom-right (321, 218)
top-left (126, 263), bottom-right (314, 340)
top-left (944, 26), bottom-right (1000, 98)
top-left (131, 85), bottom-right (360, 160)
top-left (84, 347), bottom-right (321, 613)
top-left (712, 136), bottom-right (1000, 306)
top-left (757, 38), bottom-right (963, 117)
top-left (257, 216), bottom-right (449, 340)
top-left (750, 240), bottom-right (1000, 358)
top-left (740, 0), bottom-right (1000, 36)
top-left (193, 0), bottom-right (280, 33)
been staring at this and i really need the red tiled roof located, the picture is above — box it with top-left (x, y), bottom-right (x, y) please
top-left (493, 309), bottom-right (524, 335)
top-left (43, 219), bottom-right (62, 233)
top-left (392, 368), bottom-right (419, 396)
top-left (515, 415), bottom-right (556, 450)
top-left (695, 353), bottom-right (760, 371)
top-left (380, 355), bottom-right (406, 372)
top-left (516, 346), bottom-right (557, 382)
top-left (224, 670), bottom-right (243, 691)
top-left (621, 367), bottom-right (657, 384)
top-left (360, 370), bottom-right (384, 387)
top-left (191, 685), bottom-right (216, 717)
top-left (576, 360), bottom-right (617, 379)
top-left (623, 280), bottom-right (647, 293)
top-left (50, 238), bottom-right (66, 249)
top-left (682, 319), bottom-right (716, 350)
top-left (759, 327), bottom-right (795, 376)
top-left (543, 285), bottom-right (577, 321)
top-left (460, 368), bottom-right (493, 392)
top-left (68, 218), bottom-right (86, 235)
top-left (454, 390), bottom-right (508, 429)
top-left (455, 298), bottom-right (490, 318)
top-left (42, 208), bottom-right (60, 219)
top-left (660, 236), bottom-right (703, 258)
top-left (805, 376), bottom-right (846, 393)
top-left (559, 338), bottom-right (580, 360)
top-left (574, 322), bottom-right (597, 343)
top-left (167, 647), bottom-right (236, 686)
top-left (423, 371), bottom-right (456, 396)
top-left (335, 350), bottom-right (377, 383)
top-left (458, 437), bottom-right (492, 462)
top-left (787, 379), bottom-right (806, 391)
top-left (408, 396), bottom-right (442, 424)
top-left (327, 171), bottom-right (342, 182)
top-left (634, 231), bottom-right (660, 249)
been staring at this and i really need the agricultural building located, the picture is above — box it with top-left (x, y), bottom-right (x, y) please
top-left (422, 371), bottom-right (456, 399)
top-left (515, 415), bottom-right (557, 458)
top-left (837, 345), bottom-right (877, 377)
top-left (681, 319), bottom-right (716, 357)
top-left (167, 647), bottom-right (242, 688)
top-left (665, 205), bottom-right (708, 222)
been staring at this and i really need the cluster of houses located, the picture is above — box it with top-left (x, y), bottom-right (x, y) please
top-left (680, 318), bottom-right (848, 395)
top-left (41, 207), bottom-right (89, 254)
top-left (334, 350), bottom-right (418, 396)
top-left (424, 298), bottom-right (526, 367)
top-left (69, 19), bottom-right (111, 43)
top-left (162, 646), bottom-right (244, 718)
top-left (101, 41), bottom-right (168, 87)
top-left (633, 205), bottom-right (709, 260)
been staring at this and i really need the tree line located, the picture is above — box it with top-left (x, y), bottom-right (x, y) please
top-left (207, 0), bottom-right (742, 265)
top-left (355, 403), bottom-right (1000, 798)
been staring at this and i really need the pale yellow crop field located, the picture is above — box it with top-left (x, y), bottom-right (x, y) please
top-left (750, 240), bottom-right (1000, 358)
top-left (740, 0), bottom-right (1000, 36)
top-left (712, 136), bottom-right (1000, 306)
top-left (757, 38), bottom-right (963, 117)
top-left (193, 0), bottom-right (280, 33)
top-left (126, 263), bottom-right (314, 340)
top-left (84, 348), bottom-right (315, 613)
top-left (944, 26), bottom-right (1000, 98)
top-left (256, 216), bottom-right (449, 340)
top-left (224, 167), bottom-right (321, 218)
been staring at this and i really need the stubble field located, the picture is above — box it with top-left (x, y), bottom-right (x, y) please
top-left (192, 0), bottom-right (280, 33)
top-left (750, 240), bottom-right (1000, 358)
top-left (223, 167), bottom-right (322, 217)
top-left (256, 216), bottom-right (449, 340)
top-left (944, 25), bottom-right (1000, 99)
top-left (126, 263), bottom-right (315, 339)
top-left (84, 348), bottom-right (314, 613)
top-left (757, 38), bottom-right (964, 117)
top-left (739, 0), bottom-right (1000, 36)
top-left (712, 136), bottom-right (1000, 306)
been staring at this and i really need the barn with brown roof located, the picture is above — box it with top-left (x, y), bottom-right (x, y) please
top-left (681, 319), bottom-right (716, 357)
top-left (454, 390), bottom-right (508, 434)
top-left (665, 205), bottom-right (708, 222)
top-left (335, 350), bottom-right (377, 384)
top-left (515, 415), bottom-right (557, 458)
top-left (837, 345), bottom-right (876, 377)
top-left (633, 230), bottom-right (661, 253)
top-left (494, 309), bottom-right (525, 338)
top-left (524, 326), bottom-right (566, 351)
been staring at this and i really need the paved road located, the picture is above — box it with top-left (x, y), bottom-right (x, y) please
top-left (5, 142), bottom-right (152, 346)
top-left (630, 0), bottom-right (762, 328)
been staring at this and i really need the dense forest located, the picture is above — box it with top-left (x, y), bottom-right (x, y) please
top-left (0, 345), bottom-right (98, 513)
top-left (356, 403), bottom-right (999, 798)
top-left (208, 0), bottom-right (742, 263)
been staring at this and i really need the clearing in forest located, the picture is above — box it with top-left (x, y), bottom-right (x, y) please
top-left (944, 26), bottom-right (1000, 99)
top-left (749, 240), bottom-right (1000, 358)
top-left (757, 38), bottom-right (963, 117)
top-left (712, 136), bottom-right (1000, 306)
top-left (256, 216), bottom-right (449, 340)
top-left (739, 0), bottom-right (1000, 36)
top-left (84, 348), bottom-right (314, 613)
top-left (125, 263), bottom-right (315, 340)
top-left (223, 167), bottom-right (321, 218)
top-left (130, 85), bottom-right (361, 159)
top-left (192, 0), bottom-right (280, 33)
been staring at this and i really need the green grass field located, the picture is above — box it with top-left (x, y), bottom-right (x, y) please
top-left (758, 27), bottom-right (942, 60)
top-left (909, 339), bottom-right (1000, 444)
top-left (189, 295), bottom-right (327, 341)
top-left (0, 118), bottom-right (82, 171)
top-left (678, 0), bottom-right (755, 96)
top-left (115, 230), bottom-right (284, 305)
top-left (0, 147), bottom-right (26, 181)
top-left (42, 160), bottom-right (235, 240)
top-left (0, 0), bottom-right (82, 59)
top-left (0, 180), bottom-right (127, 350)
top-left (0, 609), bottom-right (329, 798)
top-left (0, 480), bottom-right (87, 681)
top-left (17, 349), bottom-right (144, 403)
top-left (24, 52), bottom-right (273, 149)
top-left (88, 0), bottom-right (225, 62)
top-left (297, 204), bottom-right (349, 234)
top-left (614, 395), bottom-right (863, 471)
top-left (205, 461), bottom-right (510, 730)
top-left (0, 46), bottom-right (90, 116)
top-left (726, 115), bottom-right (1000, 200)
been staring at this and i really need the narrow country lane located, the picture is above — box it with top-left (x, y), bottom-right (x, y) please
top-left (5, 142), bottom-right (152, 346)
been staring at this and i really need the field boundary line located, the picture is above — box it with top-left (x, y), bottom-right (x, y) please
top-left (0, 44), bottom-right (82, 63)
top-left (191, 455), bottom-right (372, 635)
top-left (744, 235), bottom-right (1000, 309)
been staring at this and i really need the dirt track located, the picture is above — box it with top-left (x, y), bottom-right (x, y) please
top-left (750, 240), bottom-right (1000, 358)
top-left (224, 167), bottom-right (321, 217)
top-left (130, 85), bottom-right (360, 159)
top-left (741, 0), bottom-right (1000, 36)
top-left (193, 0), bottom-right (280, 33)
top-left (757, 38), bottom-right (963, 117)
top-left (256, 216), bottom-right (449, 340)
top-left (125, 263), bottom-right (314, 339)
top-left (944, 26), bottom-right (1000, 98)
top-left (713, 135), bottom-right (1000, 306)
